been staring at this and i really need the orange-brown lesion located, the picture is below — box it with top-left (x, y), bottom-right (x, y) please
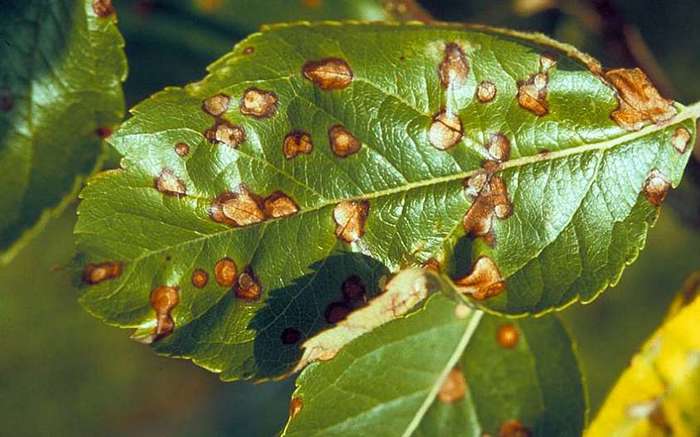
top-left (454, 256), bottom-right (505, 301)
top-left (605, 68), bottom-right (676, 131)
top-left (302, 58), bottom-right (353, 91)
top-left (82, 261), bottom-right (123, 285)
top-left (333, 200), bottom-right (370, 243)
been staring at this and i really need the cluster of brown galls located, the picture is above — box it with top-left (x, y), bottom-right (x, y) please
top-left (84, 40), bottom-right (693, 349)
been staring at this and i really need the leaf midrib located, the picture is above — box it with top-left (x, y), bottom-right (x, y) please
top-left (90, 102), bottom-right (700, 268)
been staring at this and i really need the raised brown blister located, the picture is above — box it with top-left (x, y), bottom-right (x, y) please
top-left (485, 133), bottom-right (511, 162)
top-left (83, 261), bottom-right (122, 285)
top-left (302, 58), bottom-right (353, 90)
top-left (174, 142), bottom-right (190, 157)
top-left (289, 397), bottom-right (304, 420)
top-left (329, 125), bottom-right (361, 157)
top-left (214, 257), bottom-right (237, 287)
top-left (429, 110), bottom-right (463, 150)
top-left (155, 169), bottom-right (186, 196)
top-left (454, 256), bottom-right (505, 301)
top-left (517, 72), bottom-right (549, 116)
top-left (92, 0), bottom-right (114, 17)
top-left (210, 186), bottom-right (265, 227)
top-left (202, 93), bottom-right (230, 117)
top-left (191, 268), bottom-right (209, 288)
top-left (263, 192), bottom-right (299, 218)
top-left (476, 81), bottom-right (497, 103)
top-left (204, 120), bottom-right (245, 147)
top-left (439, 43), bottom-right (469, 89)
top-left (240, 88), bottom-right (278, 118)
top-left (437, 368), bottom-right (467, 404)
top-left (672, 127), bottom-right (691, 154)
top-left (333, 200), bottom-right (370, 243)
top-left (605, 68), bottom-right (676, 131)
top-left (150, 286), bottom-right (179, 339)
top-left (234, 267), bottom-right (262, 301)
top-left (463, 172), bottom-right (512, 239)
top-left (496, 323), bottom-right (519, 349)
top-left (283, 131), bottom-right (313, 159)
top-left (643, 169), bottom-right (671, 206)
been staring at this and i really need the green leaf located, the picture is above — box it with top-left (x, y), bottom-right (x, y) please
top-left (0, 0), bottom-right (126, 264)
top-left (586, 284), bottom-right (700, 437)
top-left (282, 295), bottom-right (586, 437)
top-left (76, 22), bottom-right (697, 381)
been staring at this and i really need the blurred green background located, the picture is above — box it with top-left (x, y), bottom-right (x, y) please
top-left (1, 0), bottom-right (699, 436)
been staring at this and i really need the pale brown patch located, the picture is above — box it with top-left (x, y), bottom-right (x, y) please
top-left (289, 397), bottom-right (304, 420)
top-left (517, 73), bottom-right (549, 116)
top-left (325, 302), bottom-right (352, 324)
top-left (429, 110), bottom-right (463, 150)
top-left (234, 268), bottom-right (262, 301)
top-left (496, 323), bottom-right (519, 349)
top-left (539, 51), bottom-right (558, 72)
top-left (439, 43), bottom-right (469, 89)
top-left (333, 200), bottom-right (369, 243)
top-left (214, 258), bottom-right (237, 287)
top-left (438, 368), bottom-right (467, 404)
top-left (342, 275), bottom-right (367, 305)
top-left (150, 286), bottom-right (179, 339)
top-left (92, 0), bottom-right (114, 17)
top-left (82, 261), bottom-right (122, 285)
top-left (454, 256), bottom-right (505, 300)
top-left (463, 173), bottom-right (512, 238)
top-left (485, 133), bottom-right (510, 162)
top-left (605, 68), bottom-right (676, 131)
top-left (302, 58), bottom-right (353, 91)
top-left (202, 93), bottom-right (230, 117)
top-left (263, 191), bottom-right (299, 218)
top-left (240, 88), bottom-right (278, 118)
top-left (242, 46), bottom-right (254, 55)
top-left (499, 419), bottom-right (532, 437)
top-left (283, 131), bottom-right (313, 159)
top-left (175, 142), bottom-right (190, 157)
top-left (204, 120), bottom-right (245, 147)
top-left (329, 125), bottom-right (361, 157)
top-left (672, 127), bottom-right (691, 154)
top-left (191, 268), bottom-right (209, 288)
top-left (643, 169), bottom-right (671, 207)
top-left (155, 169), bottom-right (186, 196)
top-left (476, 81), bottom-right (497, 103)
top-left (209, 186), bottom-right (265, 226)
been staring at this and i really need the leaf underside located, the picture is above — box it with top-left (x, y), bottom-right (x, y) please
top-left (283, 296), bottom-right (586, 437)
top-left (0, 0), bottom-right (126, 264)
top-left (76, 22), bottom-right (696, 381)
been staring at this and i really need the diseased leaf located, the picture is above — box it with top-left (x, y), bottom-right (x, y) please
top-left (282, 295), bottom-right (585, 437)
top-left (586, 285), bottom-right (700, 437)
top-left (76, 22), bottom-right (698, 381)
top-left (0, 0), bottom-right (126, 264)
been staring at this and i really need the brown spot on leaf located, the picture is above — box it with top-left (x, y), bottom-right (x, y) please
top-left (202, 93), bottom-right (230, 117)
top-left (496, 323), bottom-right (519, 349)
top-left (155, 169), bottom-right (186, 196)
top-left (438, 368), bottom-right (467, 404)
top-left (485, 133), bottom-right (510, 162)
top-left (499, 420), bottom-right (531, 437)
top-left (175, 142), bottom-right (190, 157)
top-left (422, 258), bottom-right (441, 272)
top-left (214, 257), bottom-right (237, 287)
top-left (95, 127), bottom-right (112, 139)
top-left (333, 200), bottom-right (369, 243)
top-left (429, 110), bottom-right (463, 150)
top-left (439, 43), bottom-right (469, 89)
top-left (150, 286), bottom-right (179, 339)
top-left (204, 120), bottom-right (245, 147)
top-left (281, 327), bottom-right (302, 344)
top-left (302, 0), bottom-right (322, 7)
top-left (195, 0), bottom-right (222, 12)
top-left (476, 81), bottom-right (497, 103)
top-left (283, 131), bottom-right (313, 159)
top-left (605, 68), bottom-right (676, 131)
top-left (454, 256), bottom-right (505, 300)
top-left (643, 169), bottom-right (671, 206)
top-left (263, 192), bottom-right (299, 218)
top-left (342, 275), bottom-right (367, 305)
top-left (463, 172), bottom-right (512, 238)
top-left (234, 267), bottom-right (262, 301)
top-left (517, 73), bottom-right (549, 116)
top-left (289, 397), bottom-right (303, 420)
top-left (240, 88), bottom-right (278, 118)
top-left (209, 186), bottom-right (265, 226)
top-left (243, 46), bottom-right (254, 55)
top-left (302, 58), bottom-right (353, 91)
top-left (92, 0), bottom-right (114, 17)
top-left (329, 125), bottom-right (361, 157)
top-left (191, 268), bottom-right (209, 288)
top-left (672, 127), bottom-right (691, 154)
top-left (0, 89), bottom-right (13, 112)
top-left (325, 302), bottom-right (352, 324)
top-left (83, 261), bottom-right (122, 285)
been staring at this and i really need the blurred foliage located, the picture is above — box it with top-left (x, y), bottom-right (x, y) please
top-left (1, 0), bottom-right (700, 436)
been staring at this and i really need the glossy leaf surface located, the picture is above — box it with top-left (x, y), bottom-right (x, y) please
top-left (0, 0), bottom-right (126, 263)
top-left (283, 296), bottom-right (585, 437)
top-left (76, 22), bottom-right (697, 381)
